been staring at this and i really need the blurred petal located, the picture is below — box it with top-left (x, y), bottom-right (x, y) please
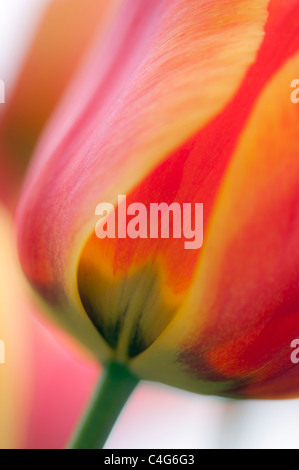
top-left (0, 206), bottom-right (30, 448)
top-left (0, 0), bottom-right (122, 207)
top-left (25, 316), bottom-right (99, 449)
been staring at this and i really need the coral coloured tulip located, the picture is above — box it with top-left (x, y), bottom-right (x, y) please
top-left (15, 0), bottom-right (299, 448)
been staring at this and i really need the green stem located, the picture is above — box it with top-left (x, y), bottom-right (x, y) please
top-left (68, 362), bottom-right (139, 449)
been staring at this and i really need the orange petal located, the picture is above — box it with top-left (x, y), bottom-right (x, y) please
top-left (131, 49), bottom-right (299, 397)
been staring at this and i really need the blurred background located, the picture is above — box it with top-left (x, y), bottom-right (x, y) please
top-left (1, 0), bottom-right (299, 449)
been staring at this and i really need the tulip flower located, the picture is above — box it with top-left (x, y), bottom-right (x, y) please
top-left (0, 0), bottom-right (122, 208)
top-left (15, 0), bottom-right (299, 448)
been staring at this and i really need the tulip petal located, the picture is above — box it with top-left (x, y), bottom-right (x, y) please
top-left (0, 0), bottom-right (122, 207)
top-left (17, 0), bottom-right (269, 361)
top-left (78, 0), bottom-right (298, 361)
top-left (131, 50), bottom-right (299, 397)
top-left (0, 207), bottom-right (30, 447)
